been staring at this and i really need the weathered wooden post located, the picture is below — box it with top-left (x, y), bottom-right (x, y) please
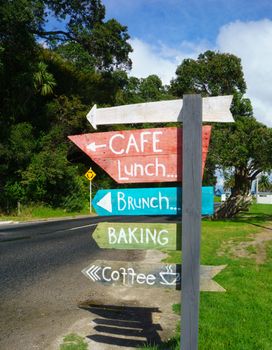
top-left (181, 95), bottom-right (202, 349)
top-left (69, 94), bottom-right (233, 349)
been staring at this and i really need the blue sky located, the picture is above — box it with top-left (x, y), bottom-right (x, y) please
top-left (47, 1), bottom-right (272, 128)
top-left (102, 0), bottom-right (272, 128)
top-left (103, 0), bottom-right (272, 48)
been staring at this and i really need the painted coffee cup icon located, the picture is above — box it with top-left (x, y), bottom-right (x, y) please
top-left (159, 265), bottom-right (180, 285)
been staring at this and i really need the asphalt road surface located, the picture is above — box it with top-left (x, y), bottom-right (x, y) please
top-left (0, 215), bottom-right (178, 349)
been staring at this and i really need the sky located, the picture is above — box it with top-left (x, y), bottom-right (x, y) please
top-left (102, 0), bottom-right (272, 127)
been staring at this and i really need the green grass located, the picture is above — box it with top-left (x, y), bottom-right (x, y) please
top-left (142, 203), bottom-right (272, 349)
top-left (60, 334), bottom-right (88, 350)
top-left (214, 196), bottom-right (221, 203)
top-left (0, 204), bottom-right (91, 221)
top-left (56, 202), bottom-right (272, 350)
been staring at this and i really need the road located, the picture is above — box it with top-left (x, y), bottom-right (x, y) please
top-left (0, 215), bottom-right (177, 350)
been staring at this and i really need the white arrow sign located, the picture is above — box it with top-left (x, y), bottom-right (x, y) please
top-left (87, 95), bottom-right (233, 129)
top-left (96, 192), bottom-right (112, 213)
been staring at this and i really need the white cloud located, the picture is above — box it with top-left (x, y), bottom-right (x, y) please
top-left (129, 38), bottom-right (209, 85)
top-left (129, 38), bottom-right (178, 84)
top-left (129, 20), bottom-right (272, 127)
top-left (217, 19), bottom-right (272, 127)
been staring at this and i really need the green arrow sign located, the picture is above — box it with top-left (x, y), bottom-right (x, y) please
top-left (93, 222), bottom-right (181, 250)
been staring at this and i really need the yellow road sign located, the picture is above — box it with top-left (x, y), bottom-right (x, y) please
top-left (85, 169), bottom-right (96, 181)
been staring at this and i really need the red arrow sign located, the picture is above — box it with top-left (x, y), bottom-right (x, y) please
top-left (68, 126), bottom-right (211, 183)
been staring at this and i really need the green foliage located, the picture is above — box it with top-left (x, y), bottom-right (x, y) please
top-left (117, 74), bottom-right (175, 106)
top-left (212, 115), bottom-right (272, 195)
top-left (202, 156), bottom-right (217, 186)
top-left (9, 122), bottom-right (36, 165)
top-left (35, 0), bottom-right (132, 71)
top-left (139, 75), bottom-right (164, 101)
top-left (258, 174), bottom-right (272, 192)
top-left (33, 62), bottom-right (56, 96)
top-left (170, 51), bottom-right (249, 189)
top-left (20, 126), bottom-right (88, 209)
top-left (56, 42), bottom-right (96, 73)
top-left (0, 0), bottom-right (271, 217)
top-left (0, 0), bottom-right (39, 121)
top-left (171, 50), bottom-right (272, 207)
top-left (170, 50), bottom-right (246, 97)
top-left (60, 333), bottom-right (88, 350)
top-left (63, 176), bottom-right (88, 212)
top-left (3, 181), bottom-right (26, 209)
top-left (0, 0), bottom-right (134, 213)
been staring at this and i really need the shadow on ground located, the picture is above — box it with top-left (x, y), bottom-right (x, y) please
top-left (79, 303), bottom-right (163, 348)
top-left (227, 211), bottom-right (272, 230)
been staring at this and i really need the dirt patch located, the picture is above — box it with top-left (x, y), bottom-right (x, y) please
top-left (218, 226), bottom-right (272, 264)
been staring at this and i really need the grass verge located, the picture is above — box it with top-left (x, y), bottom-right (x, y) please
top-left (142, 203), bottom-right (272, 349)
top-left (0, 204), bottom-right (91, 222)
top-left (58, 203), bottom-right (272, 350)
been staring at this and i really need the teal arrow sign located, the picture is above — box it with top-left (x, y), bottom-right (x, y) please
top-left (92, 186), bottom-right (214, 216)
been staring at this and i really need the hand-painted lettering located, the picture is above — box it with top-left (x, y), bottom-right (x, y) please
top-left (108, 131), bottom-right (163, 156)
top-left (106, 226), bottom-right (169, 246)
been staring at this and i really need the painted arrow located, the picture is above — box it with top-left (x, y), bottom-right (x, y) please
top-left (93, 222), bottom-right (181, 250)
top-left (87, 95), bottom-right (233, 129)
top-left (92, 186), bottom-right (214, 216)
top-left (85, 265), bottom-right (101, 281)
top-left (86, 142), bottom-right (107, 152)
top-left (82, 260), bottom-right (227, 292)
top-left (68, 126), bottom-right (211, 183)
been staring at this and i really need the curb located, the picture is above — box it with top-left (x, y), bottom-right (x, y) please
top-left (0, 214), bottom-right (96, 225)
top-left (0, 221), bottom-right (15, 225)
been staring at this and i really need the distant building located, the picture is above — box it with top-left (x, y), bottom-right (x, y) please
top-left (256, 192), bottom-right (272, 204)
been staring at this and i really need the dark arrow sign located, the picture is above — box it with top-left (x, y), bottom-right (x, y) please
top-left (82, 260), bottom-right (226, 292)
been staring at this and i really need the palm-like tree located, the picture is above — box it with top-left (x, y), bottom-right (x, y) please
top-left (34, 62), bottom-right (56, 96)
top-left (258, 174), bottom-right (272, 192)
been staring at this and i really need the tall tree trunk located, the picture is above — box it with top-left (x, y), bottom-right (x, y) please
top-left (213, 169), bottom-right (252, 219)
top-left (213, 193), bottom-right (252, 219)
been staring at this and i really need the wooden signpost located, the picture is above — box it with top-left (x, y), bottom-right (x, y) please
top-left (69, 126), bottom-right (211, 183)
top-left (92, 186), bottom-right (214, 216)
top-left (81, 260), bottom-right (226, 292)
top-left (86, 95), bottom-right (233, 129)
top-left (93, 222), bottom-right (181, 250)
top-left (68, 94), bottom-right (234, 350)
top-left (181, 95), bottom-right (202, 350)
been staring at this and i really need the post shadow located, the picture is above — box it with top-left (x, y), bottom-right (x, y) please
top-left (79, 303), bottom-right (163, 347)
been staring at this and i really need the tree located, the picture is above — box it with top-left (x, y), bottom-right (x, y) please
top-left (33, 0), bottom-right (132, 71)
top-left (0, 0), bottom-right (134, 213)
top-left (212, 115), bottom-right (272, 218)
top-left (170, 50), bottom-right (246, 97)
top-left (21, 125), bottom-right (88, 210)
top-left (0, 0), bottom-right (132, 120)
top-left (170, 51), bottom-right (272, 218)
top-left (258, 174), bottom-right (272, 192)
top-left (139, 75), bottom-right (164, 101)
